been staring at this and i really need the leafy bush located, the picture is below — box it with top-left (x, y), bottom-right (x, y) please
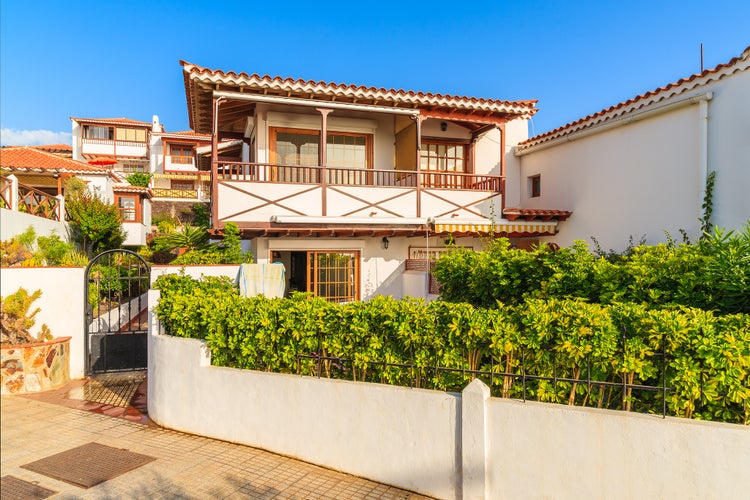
top-left (65, 185), bottom-right (125, 256)
top-left (154, 274), bottom-right (750, 424)
top-left (434, 225), bottom-right (750, 314)
top-left (0, 226), bottom-right (88, 267)
top-left (125, 172), bottom-right (152, 187)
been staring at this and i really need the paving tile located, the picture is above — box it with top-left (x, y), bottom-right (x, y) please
top-left (2, 386), bottom-right (433, 499)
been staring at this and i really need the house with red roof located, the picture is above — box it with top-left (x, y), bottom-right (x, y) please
top-left (180, 61), bottom-right (570, 300)
top-left (0, 146), bottom-right (151, 246)
top-left (515, 45), bottom-right (750, 250)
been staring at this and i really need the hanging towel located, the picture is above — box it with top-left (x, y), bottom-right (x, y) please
top-left (237, 263), bottom-right (286, 298)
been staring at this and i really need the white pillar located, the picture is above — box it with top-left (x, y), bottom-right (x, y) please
top-left (8, 174), bottom-right (19, 211)
top-left (56, 194), bottom-right (65, 221)
top-left (462, 378), bottom-right (490, 499)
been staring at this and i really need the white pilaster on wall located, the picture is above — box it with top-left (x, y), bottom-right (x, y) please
top-left (8, 174), bottom-right (19, 211)
top-left (462, 378), bottom-right (491, 500)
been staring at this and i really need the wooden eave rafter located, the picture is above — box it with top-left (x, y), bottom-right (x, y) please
top-left (419, 109), bottom-right (509, 126)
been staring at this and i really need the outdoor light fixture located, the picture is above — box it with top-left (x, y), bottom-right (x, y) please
top-left (440, 121), bottom-right (448, 132)
top-left (381, 237), bottom-right (390, 250)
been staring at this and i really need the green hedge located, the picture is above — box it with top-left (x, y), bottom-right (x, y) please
top-left (154, 274), bottom-right (749, 424)
top-left (433, 225), bottom-right (750, 314)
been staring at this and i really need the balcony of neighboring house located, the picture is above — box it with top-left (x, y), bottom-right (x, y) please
top-left (151, 173), bottom-right (211, 202)
top-left (78, 121), bottom-right (150, 160)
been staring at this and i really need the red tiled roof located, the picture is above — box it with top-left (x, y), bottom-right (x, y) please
top-left (114, 184), bottom-right (152, 197)
top-left (519, 45), bottom-right (750, 151)
top-left (503, 208), bottom-right (572, 222)
top-left (180, 60), bottom-right (538, 133)
top-left (70, 117), bottom-right (152, 127)
top-left (31, 144), bottom-right (73, 153)
top-left (0, 146), bottom-right (111, 174)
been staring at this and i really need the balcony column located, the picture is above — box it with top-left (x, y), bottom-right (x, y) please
top-left (211, 97), bottom-right (224, 229)
top-left (411, 114), bottom-right (425, 217)
top-left (316, 108), bottom-right (332, 216)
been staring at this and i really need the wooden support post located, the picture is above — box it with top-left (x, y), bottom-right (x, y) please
top-left (317, 108), bottom-right (332, 216)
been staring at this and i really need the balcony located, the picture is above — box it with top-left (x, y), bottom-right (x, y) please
top-left (214, 161), bottom-right (503, 227)
top-left (81, 138), bottom-right (148, 158)
top-left (1, 175), bottom-right (66, 222)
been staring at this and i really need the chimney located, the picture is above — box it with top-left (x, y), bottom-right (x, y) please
top-left (152, 115), bottom-right (163, 132)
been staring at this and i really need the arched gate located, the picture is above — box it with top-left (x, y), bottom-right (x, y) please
top-left (84, 249), bottom-right (150, 375)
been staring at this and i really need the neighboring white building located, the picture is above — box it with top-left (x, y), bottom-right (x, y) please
top-left (0, 146), bottom-right (151, 246)
top-left (180, 61), bottom-right (570, 301)
top-left (515, 45), bottom-right (750, 251)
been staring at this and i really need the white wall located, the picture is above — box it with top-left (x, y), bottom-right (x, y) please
top-left (485, 398), bottom-right (750, 500)
top-left (518, 64), bottom-right (750, 251)
top-left (0, 209), bottom-right (70, 242)
top-left (148, 294), bottom-right (460, 499)
top-left (705, 69), bottom-right (750, 232)
top-left (519, 105), bottom-right (702, 250)
top-left (148, 302), bottom-right (750, 500)
top-left (0, 267), bottom-right (86, 379)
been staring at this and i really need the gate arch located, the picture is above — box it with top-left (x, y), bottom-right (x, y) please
top-left (84, 249), bottom-right (150, 375)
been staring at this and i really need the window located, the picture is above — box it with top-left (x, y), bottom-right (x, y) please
top-left (116, 196), bottom-right (138, 222)
top-left (307, 251), bottom-right (359, 302)
top-left (83, 125), bottom-right (113, 140)
top-left (420, 142), bottom-right (466, 172)
top-left (529, 175), bottom-right (541, 198)
top-left (122, 163), bottom-right (147, 173)
top-left (115, 128), bottom-right (147, 143)
top-left (270, 127), bottom-right (371, 169)
top-left (170, 144), bottom-right (194, 164)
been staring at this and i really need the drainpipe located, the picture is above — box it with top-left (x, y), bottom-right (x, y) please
top-left (698, 96), bottom-right (711, 219)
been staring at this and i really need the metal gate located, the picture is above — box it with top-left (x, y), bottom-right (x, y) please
top-left (84, 249), bottom-right (150, 375)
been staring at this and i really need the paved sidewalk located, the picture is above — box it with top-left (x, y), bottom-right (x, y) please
top-left (1, 396), bottom-right (431, 499)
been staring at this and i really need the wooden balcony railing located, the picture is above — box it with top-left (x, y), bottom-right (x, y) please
top-left (151, 188), bottom-right (200, 200)
top-left (1, 175), bottom-right (65, 222)
top-left (0, 176), bottom-right (12, 209)
top-left (216, 162), bottom-right (500, 191)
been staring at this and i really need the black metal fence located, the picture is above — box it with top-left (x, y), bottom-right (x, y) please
top-left (295, 328), bottom-right (679, 418)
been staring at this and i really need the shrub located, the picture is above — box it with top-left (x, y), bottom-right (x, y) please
top-left (0, 288), bottom-right (52, 345)
top-left (66, 187), bottom-right (125, 256)
top-left (125, 172), bottom-right (152, 187)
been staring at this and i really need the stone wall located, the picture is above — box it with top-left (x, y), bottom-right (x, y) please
top-left (1, 337), bottom-right (71, 394)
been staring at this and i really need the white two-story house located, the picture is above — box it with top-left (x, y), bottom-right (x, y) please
top-left (515, 45), bottom-right (750, 251)
top-left (180, 61), bottom-right (570, 300)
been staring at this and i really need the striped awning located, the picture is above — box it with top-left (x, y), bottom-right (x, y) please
top-left (433, 219), bottom-right (557, 236)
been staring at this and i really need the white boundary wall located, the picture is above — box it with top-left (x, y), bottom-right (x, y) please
top-left (148, 289), bottom-right (750, 499)
top-left (1, 267), bottom-right (86, 379)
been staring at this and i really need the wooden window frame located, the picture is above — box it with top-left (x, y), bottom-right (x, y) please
top-left (269, 127), bottom-right (373, 169)
top-left (115, 127), bottom-right (147, 143)
top-left (169, 143), bottom-right (195, 165)
top-left (83, 125), bottom-right (114, 140)
top-left (115, 194), bottom-right (141, 223)
top-left (529, 175), bottom-right (541, 198)
top-left (306, 250), bottom-right (360, 303)
top-left (420, 138), bottom-right (471, 174)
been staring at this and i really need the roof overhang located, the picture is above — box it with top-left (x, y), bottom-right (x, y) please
top-left (181, 61), bottom-right (538, 135)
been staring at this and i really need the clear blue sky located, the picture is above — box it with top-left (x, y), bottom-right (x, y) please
top-left (1, 0), bottom-right (748, 145)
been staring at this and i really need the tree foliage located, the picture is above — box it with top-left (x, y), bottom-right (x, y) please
top-left (65, 179), bottom-right (125, 256)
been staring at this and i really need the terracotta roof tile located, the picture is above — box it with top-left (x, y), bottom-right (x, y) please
top-left (180, 60), bottom-right (538, 129)
top-left (114, 184), bottom-right (152, 197)
top-left (0, 146), bottom-right (111, 174)
top-left (70, 117), bottom-right (152, 127)
top-left (519, 45), bottom-right (750, 150)
top-left (31, 144), bottom-right (73, 153)
top-left (503, 208), bottom-right (572, 222)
